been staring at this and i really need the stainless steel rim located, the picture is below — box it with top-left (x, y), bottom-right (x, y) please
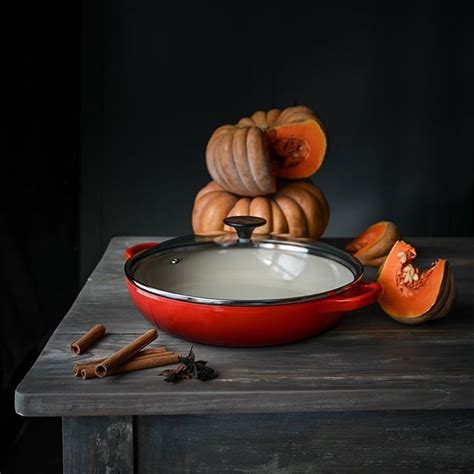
top-left (124, 236), bottom-right (365, 307)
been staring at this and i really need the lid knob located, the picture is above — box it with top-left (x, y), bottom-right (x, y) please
top-left (223, 216), bottom-right (266, 243)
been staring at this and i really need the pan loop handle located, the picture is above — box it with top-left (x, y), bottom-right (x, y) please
top-left (223, 216), bottom-right (266, 243)
top-left (325, 281), bottom-right (382, 312)
top-left (124, 242), bottom-right (157, 260)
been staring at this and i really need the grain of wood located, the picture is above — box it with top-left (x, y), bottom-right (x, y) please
top-left (15, 237), bottom-right (474, 417)
top-left (63, 416), bottom-right (133, 473)
top-left (136, 411), bottom-right (474, 473)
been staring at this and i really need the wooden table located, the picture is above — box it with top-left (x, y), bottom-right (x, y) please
top-left (15, 237), bottom-right (474, 473)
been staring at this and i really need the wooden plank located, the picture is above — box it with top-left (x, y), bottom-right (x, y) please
top-left (136, 411), bottom-right (474, 473)
top-left (15, 331), bottom-right (474, 416)
top-left (63, 416), bottom-right (133, 474)
top-left (15, 237), bottom-right (474, 416)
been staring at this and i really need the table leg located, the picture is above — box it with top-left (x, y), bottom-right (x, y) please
top-left (62, 416), bottom-right (133, 474)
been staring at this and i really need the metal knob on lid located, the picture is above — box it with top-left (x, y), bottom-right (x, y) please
top-left (223, 216), bottom-right (266, 243)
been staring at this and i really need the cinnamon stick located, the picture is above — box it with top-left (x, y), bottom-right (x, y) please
top-left (95, 329), bottom-right (158, 377)
top-left (73, 347), bottom-right (172, 376)
top-left (70, 324), bottom-right (106, 354)
top-left (82, 353), bottom-right (180, 379)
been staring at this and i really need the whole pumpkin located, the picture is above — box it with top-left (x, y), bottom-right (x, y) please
top-left (206, 106), bottom-right (327, 197)
top-left (192, 180), bottom-right (329, 239)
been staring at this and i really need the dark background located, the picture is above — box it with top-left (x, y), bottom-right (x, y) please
top-left (2, 1), bottom-right (473, 471)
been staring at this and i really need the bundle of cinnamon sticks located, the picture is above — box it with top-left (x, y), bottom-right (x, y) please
top-left (70, 325), bottom-right (180, 380)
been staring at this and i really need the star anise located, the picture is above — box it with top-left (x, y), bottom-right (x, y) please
top-left (159, 364), bottom-right (191, 383)
top-left (197, 366), bottom-right (217, 381)
top-left (159, 346), bottom-right (217, 383)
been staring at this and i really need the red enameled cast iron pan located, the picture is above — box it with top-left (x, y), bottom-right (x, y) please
top-left (124, 217), bottom-right (381, 347)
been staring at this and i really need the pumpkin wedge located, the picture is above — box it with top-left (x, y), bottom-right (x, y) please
top-left (346, 221), bottom-right (400, 267)
top-left (206, 106), bottom-right (327, 196)
top-left (377, 240), bottom-right (456, 324)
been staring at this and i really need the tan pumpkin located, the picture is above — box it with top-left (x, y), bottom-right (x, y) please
top-left (206, 106), bottom-right (327, 197)
top-left (192, 180), bottom-right (329, 239)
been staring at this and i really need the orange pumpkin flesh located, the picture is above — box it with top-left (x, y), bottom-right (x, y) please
top-left (267, 120), bottom-right (327, 179)
top-left (346, 221), bottom-right (400, 267)
top-left (378, 241), bottom-right (456, 324)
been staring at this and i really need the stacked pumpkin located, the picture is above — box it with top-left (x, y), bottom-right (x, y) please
top-left (192, 106), bottom-right (329, 239)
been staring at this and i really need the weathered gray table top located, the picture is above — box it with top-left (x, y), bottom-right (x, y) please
top-left (15, 237), bottom-right (474, 417)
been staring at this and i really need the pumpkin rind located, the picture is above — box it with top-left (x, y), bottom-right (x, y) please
top-left (206, 106), bottom-right (327, 196)
top-left (377, 240), bottom-right (456, 324)
top-left (192, 180), bottom-right (329, 240)
top-left (346, 221), bottom-right (400, 267)
top-left (191, 182), bottom-right (238, 234)
top-left (206, 125), bottom-right (275, 196)
top-left (363, 255), bottom-right (387, 268)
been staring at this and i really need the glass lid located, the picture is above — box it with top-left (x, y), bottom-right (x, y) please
top-left (125, 217), bottom-right (363, 306)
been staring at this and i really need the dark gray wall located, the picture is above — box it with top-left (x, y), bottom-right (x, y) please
top-left (2, 1), bottom-right (80, 467)
top-left (81, 2), bottom-right (474, 280)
